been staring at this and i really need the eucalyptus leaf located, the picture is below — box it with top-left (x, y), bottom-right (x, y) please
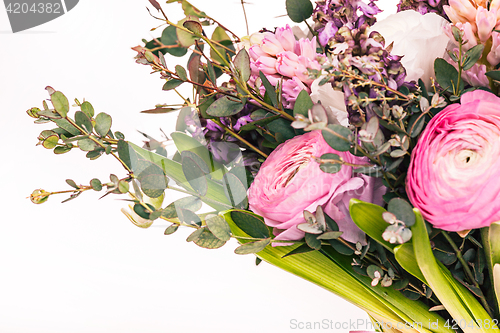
top-left (305, 233), bottom-right (321, 250)
top-left (161, 25), bottom-right (188, 57)
top-left (233, 48), bottom-right (251, 82)
top-left (230, 210), bottom-right (269, 239)
top-left (205, 215), bottom-right (231, 241)
top-left (50, 91), bottom-right (69, 117)
top-left (94, 112), bottom-right (112, 137)
top-left (163, 79), bottom-right (184, 91)
top-left (81, 101), bottom-right (94, 118)
top-left (322, 124), bottom-right (352, 151)
top-left (259, 71), bottom-right (278, 107)
top-left (75, 111), bottom-right (93, 134)
top-left (285, 0), bottom-right (313, 23)
top-left (193, 229), bottom-right (226, 249)
top-left (234, 238), bottom-right (271, 255)
top-left (175, 65), bottom-right (188, 81)
top-left (387, 198), bottom-right (415, 227)
top-left (206, 96), bottom-right (244, 117)
top-left (293, 90), bottom-right (314, 117)
top-left (222, 172), bottom-right (248, 209)
top-left (434, 58), bottom-right (463, 94)
top-left (181, 151), bottom-right (208, 196)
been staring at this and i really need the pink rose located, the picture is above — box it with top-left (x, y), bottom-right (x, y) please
top-left (247, 130), bottom-right (385, 244)
top-left (407, 90), bottom-right (500, 231)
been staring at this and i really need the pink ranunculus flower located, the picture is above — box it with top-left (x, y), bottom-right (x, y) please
top-left (407, 90), bottom-right (500, 231)
top-left (248, 130), bottom-right (386, 244)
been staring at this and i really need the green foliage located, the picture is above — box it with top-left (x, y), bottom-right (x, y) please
top-left (321, 124), bottom-right (352, 152)
top-left (230, 211), bottom-right (269, 239)
top-left (233, 49), bottom-right (251, 82)
top-left (434, 58), bottom-right (464, 94)
top-left (285, 0), bottom-right (313, 23)
top-left (293, 90), bottom-right (313, 117)
top-left (206, 96), bottom-right (245, 117)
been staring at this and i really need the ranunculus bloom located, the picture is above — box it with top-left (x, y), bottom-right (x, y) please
top-left (371, 10), bottom-right (449, 88)
top-left (407, 90), bottom-right (500, 231)
top-left (248, 130), bottom-right (385, 244)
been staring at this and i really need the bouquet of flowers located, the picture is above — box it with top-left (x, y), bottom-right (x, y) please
top-left (26, 0), bottom-right (500, 331)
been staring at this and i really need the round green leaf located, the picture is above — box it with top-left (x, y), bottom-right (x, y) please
top-left (387, 198), bottom-right (416, 227)
top-left (206, 215), bottom-right (231, 241)
top-left (81, 101), bottom-right (94, 118)
top-left (193, 229), bottom-right (226, 249)
top-left (90, 178), bottom-right (102, 191)
top-left (75, 111), bottom-right (93, 133)
top-left (50, 91), bottom-right (69, 117)
top-left (233, 49), bottom-right (251, 82)
top-left (206, 96), bottom-right (245, 117)
top-left (286, 0), bottom-right (313, 23)
top-left (178, 208), bottom-right (201, 226)
top-left (94, 112), bottom-right (112, 137)
top-left (234, 238), bottom-right (270, 255)
top-left (78, 138), bottom-right (97, 151)
top-left (160, 25), bottom-right (188, 57)
top-left (42, 135), bottom-right (59, 149)
top-left (318, 153), bottom-right (342, 174)
top-left (136, 160), bottom-right (168, 198)
top-left (164, 224), bottom-right (179, 235)
top-left (322, 124), bottom-right (352, 151)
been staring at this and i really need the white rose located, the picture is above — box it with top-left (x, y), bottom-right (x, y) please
top-left (371, 10), bottom-right (450, 88)
top-left (310, 78), bottom-right (349, 127)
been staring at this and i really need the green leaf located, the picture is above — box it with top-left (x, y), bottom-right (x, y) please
top-left (175, 65), bottom-right (188, 81)
top-left (50, 91), bottom-right (69, 117)
top-left (434, 58), bottom-right (463, 94)
top-left (281, 243), bottom-right (315, 258)
top-left (171, 131), bottom-right (225, 180)
top-left (259, 71), bottom-right (278, 107)
top-left (90, 178), bottom-right (102, 191)
top-left (163, 79), bottom-right (184, 91)
top-left (118, 180), bottom-right (129, 194)
top-left (293, 90), bottom-right (314, 117)
top-left (54, 146), bottom-right (72, 154)
top-left (66, 179), bottom-right (79, 189)
top-left (234, 238), bottom-right (271, 254)
top-left (183, 20), bottom-right (202, 35)
top-left (210, 26), bottom-right (235, 64)
top-left (387, 198), bottom-right (415, 227)
top-left (133, 203), bottom-right (153, 220)
top-left (322, 124), bottom-right (352, 152)
top-left (94, 112), bottom-right (112, 137)
top-left (305, 233), bottom-right (321, 250)
top-left (230, 210), bottom-right (269, 239)
top-left (54, 118), bottom-right (80, 136)
top-left (186, 228), bottom-right (204, 242)
top-left (222, 172), bottom-right (248, 209)
top-left (233, 48), bottom-right (251, 82)
top-left (81, 101), bottom-right (94, 118)
top-left (181, 151), bottom-right (208, 196)
top-left (42, 135), bottom-right (59, 149)
top-left (78, 138), bottom-right (97, 151)
top-left (136, 160), bottom-right (168, 198)
top-left (75, 111), bottom-right (93, 134)
top-left (350, 199), bottom-right (396, 251)
top-left (161, 25), bottom-right (188, 57)
top-left (164, 224), bottom-right (179, 235)
top-left (206, 96), bottom-right (244, 117)
top-left (412, 209), bottom-right (497, 331)
top-left (462, 44), bottom-right (484, 71)
top-left (318, 153), bottom-right (342, 174)
top-left (486, 70), bottom-right (500, 81)
top-left (206, 61), bottom-right (216, 84)
top-left (206, 215), bottom-right (231, 241)
top-left (193, 229), bottom-right (226, 249)
top-left (317, 231), bottom-right (343, 240)
top-left (178, 208), bottom-right (201, 226)
top-left (177, 17), bottom-right (200, 47)
top-left (267, 118), bottom-right (295, 141)
top-left (286, 0), bottom-right (313, 23)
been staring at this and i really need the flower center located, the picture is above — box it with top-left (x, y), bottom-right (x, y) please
top-left (455, 149), bottom-right (479, 166)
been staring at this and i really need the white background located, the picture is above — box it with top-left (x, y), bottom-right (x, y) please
top-left (0, 0), bottom-right (397, 332)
